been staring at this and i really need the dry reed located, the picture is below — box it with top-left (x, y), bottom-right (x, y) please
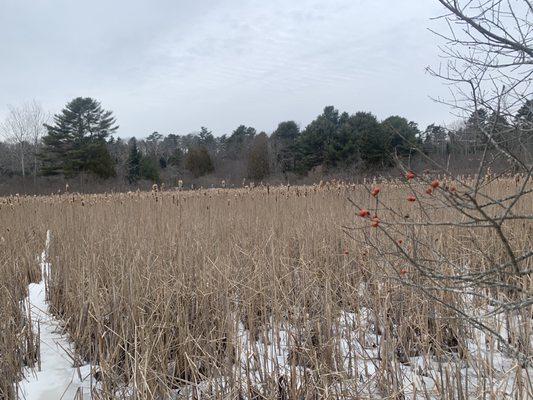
top-left (1, 179), bottom-right (531, 399)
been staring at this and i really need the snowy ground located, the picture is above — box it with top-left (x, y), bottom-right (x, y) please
top-left (173, 310), bottom-right (531, 399)
top-left (19, 231), bottom-right (93, 400)
top-left (103, 308), bottom-right (529, 399)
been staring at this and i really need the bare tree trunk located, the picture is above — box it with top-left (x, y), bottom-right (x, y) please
top-left (20, 143), bottom-right (25, 180)
top-left (33, 152), bottom-right (37, 185)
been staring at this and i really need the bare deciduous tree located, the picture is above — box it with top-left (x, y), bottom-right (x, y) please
top-left (428, 0), bottom-right (532, 164)
top-left (0, 100), bottom-right (48, 182)
top-left (349, 0), bottom-right (532, 368)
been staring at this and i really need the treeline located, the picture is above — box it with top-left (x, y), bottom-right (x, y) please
top-left (1, 97), bottom-right (532, 189)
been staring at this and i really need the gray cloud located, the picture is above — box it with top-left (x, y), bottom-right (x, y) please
top-left (0, 0), bottom-right (453, 138)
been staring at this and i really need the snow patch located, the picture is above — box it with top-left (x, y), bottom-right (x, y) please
top-left (19, 231), bottom-right (94, 400)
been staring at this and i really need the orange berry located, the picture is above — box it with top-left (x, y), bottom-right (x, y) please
top-left (407, 195), bottom-right (416, 202)
top-left (397, 239), bottom-right (403, 245)
top-left (371, 217), bottom-right (380, 228)
top-left (343, 250), bottom-right (349, 255)
top-left (406, 171), bottom-right (416, 180)
top-left (431, 179), bottom-right (440, 189)
top-left (426, 187), bottom-right (433, 195)
top-left (371, 187), bottom-right (380, 197)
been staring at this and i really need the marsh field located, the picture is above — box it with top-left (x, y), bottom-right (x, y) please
top-left (1, 175), bottom-right (531, 399)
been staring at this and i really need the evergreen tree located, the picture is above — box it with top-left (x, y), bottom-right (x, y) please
top-left (247, 132), bottom-right (270, 180)
top-left (294, 107), bottom-right (392, 171)
top-left (271, 121), bottom-right (300, 172)
top-left (351, 112), bottom-right (389, 166)
top-left (83, 141), bottom-right (116, 179)
top-left (324, 111), bottom-right (359, 167)
top-left (126, 138), bottom-right (142, 184)
top-left (185, 146), bottom-right (214, 177)
top-left (423, 124), bottom-right (448, 155)
top-left (486, 111), bottom-right (511, 146)
top-left (294, 106), bottom-right (341, 172)
top-left (145, 131), bottom-right (163, 161)
top-left (381, 116), bottom-right (420, 156)
top-left (140, 157), bottom-right (160, 183)
top-left (161, 133), bottom-right (182, 164)
top-left (423, 124), bottom-right (447, 144)
top-left (223, 125), bottom-right (256, 159)
top-left (198, 126), bottom-right (216, 152)
top-left (515, 99), bottom-right (533, 142)
top-left (40, 97), bottom-right (118, 178)
top-left (168, 147), bottom-right (184, 167)
top-left (464, 108), bottom-right (489, 151)
top-left (514, 99), bottom-right (533, 156)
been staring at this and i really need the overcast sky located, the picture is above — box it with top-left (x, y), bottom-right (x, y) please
top-left (0, 0), bottom-right (454, 138)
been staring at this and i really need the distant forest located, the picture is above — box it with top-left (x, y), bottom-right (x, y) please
top-left (0, 96), bottom-right (531, 194)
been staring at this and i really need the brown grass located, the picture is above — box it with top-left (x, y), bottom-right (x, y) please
top-left (1, 178), bottom-right (531, 399)
top-left (0, 197), bottom-right (45, 399)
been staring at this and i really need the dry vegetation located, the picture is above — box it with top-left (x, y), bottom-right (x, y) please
top-left (1, 176), bottom-right (531, 399)
top-left (0, 198), bottom-right (44, 398)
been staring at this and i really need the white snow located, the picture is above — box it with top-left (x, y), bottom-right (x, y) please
top-left (173, 308), bottom-right (531, 399)
top-left (19, 231), bottom-right (93, 400)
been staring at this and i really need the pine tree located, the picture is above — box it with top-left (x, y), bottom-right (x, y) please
top-left (126, 138), bottom-right (142, 184)
top-left (198, 126), bottom-right (216, 152)
top-left (140, 157), bottom-right (160, 183)
top-left (271, 121), bottom-right (300, 172)
top-left (168, 147), bottom-right (184, 167)
top-left (40, 97), bottom-right (118, 178)
top-left (487, 111), bottom-right (510, 146)
top-left (515, 100), bottom-right (533, 131)
top-left (380, 116), bottom-right (420, 157)
top-left (294, 106), bottom-right (341, 172)
top-left (464, 108), bottom-right (489, 151)
top-left (224, 125), bottom-right (256, 160)
top-left (247, 132), bottom-right (270, 180)
top-left (351, 112), bottom-right (389, 166)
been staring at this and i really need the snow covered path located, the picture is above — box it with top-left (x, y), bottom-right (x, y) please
top-left (19, 232), bottom-right (93, 400)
